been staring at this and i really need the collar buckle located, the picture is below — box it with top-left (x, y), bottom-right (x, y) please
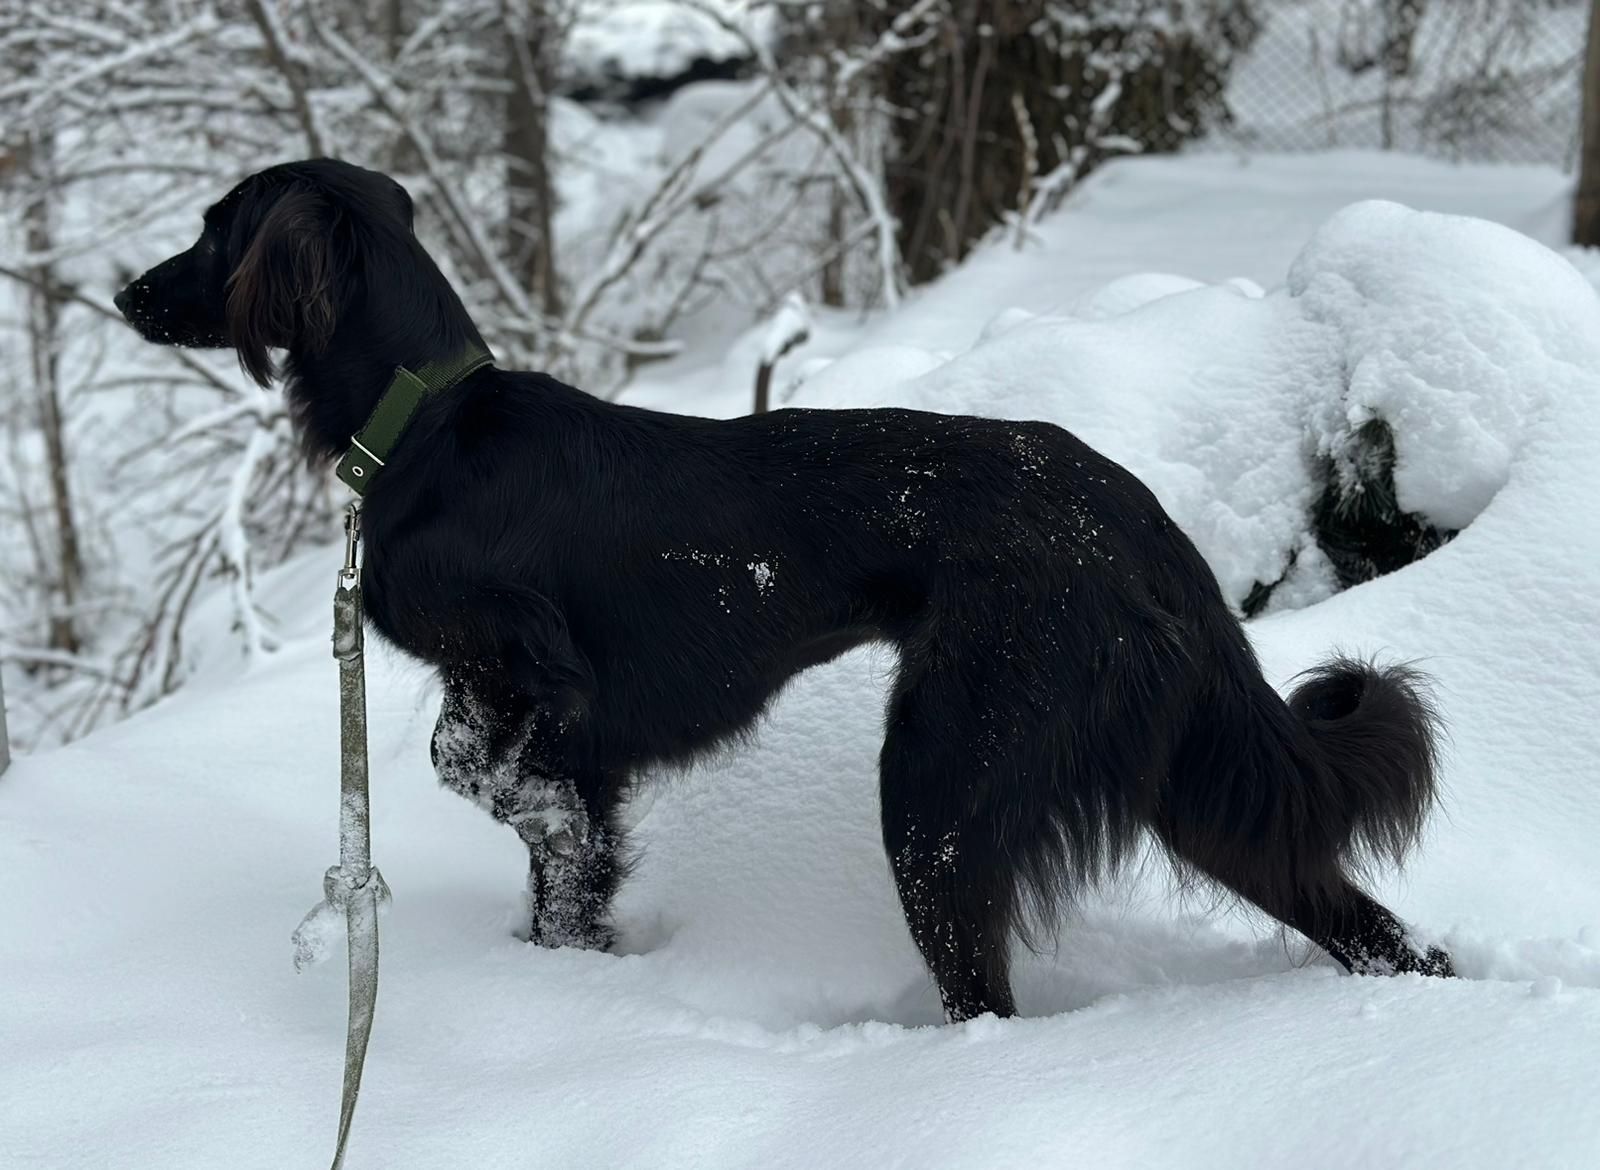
top-left (335, 344), bottom-right (492, 496)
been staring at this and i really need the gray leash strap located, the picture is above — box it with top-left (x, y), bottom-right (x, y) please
top-left (292, 503), bottom-right (390, 1170)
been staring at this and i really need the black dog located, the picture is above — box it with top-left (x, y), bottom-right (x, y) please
top-left (117, 159), bottom-right (1453, 1021)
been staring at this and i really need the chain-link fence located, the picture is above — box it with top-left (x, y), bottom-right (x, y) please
top-left (1206, 0), bottom-right (1589, 166)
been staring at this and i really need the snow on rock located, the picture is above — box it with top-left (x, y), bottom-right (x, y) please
top-left (760, 292), bottom-right (811, 365)
top-left (1288, 199), bottom-right (1600, 531)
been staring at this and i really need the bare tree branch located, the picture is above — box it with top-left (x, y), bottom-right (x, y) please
top-left (0, 261), bottom-right (251, 400)
top-left (244, 0), bottom-right (328, 156)
top-left (680, 0), bottom-right (904, 310)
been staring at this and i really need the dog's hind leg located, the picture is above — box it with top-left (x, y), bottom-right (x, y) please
top-left (1153, 796), bottom-right (1453, 978)
top-left (430, 674), bottom-right (625, 950)
top-left (878, 662), bottom-right (1064, 1022)
top-left (1284, 884), bottom-right (1454, 977)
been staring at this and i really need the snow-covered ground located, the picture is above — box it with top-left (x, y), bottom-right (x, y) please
top-left (4, 151), bottom-right (1599, 1168)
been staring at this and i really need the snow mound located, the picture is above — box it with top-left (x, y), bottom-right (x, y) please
top-left (1065, 272), bottom-right (1206, 320)
top-left (1289, 200), bottom-right (1600, 530)
top-left (793, 201), bottom-right (1600, 608)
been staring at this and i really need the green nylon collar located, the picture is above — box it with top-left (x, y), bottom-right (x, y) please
top-left (334, 343), bottom-right (494, 496)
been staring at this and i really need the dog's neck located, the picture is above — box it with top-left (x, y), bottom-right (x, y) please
top-left (282, 239), bottom-right (489, 465)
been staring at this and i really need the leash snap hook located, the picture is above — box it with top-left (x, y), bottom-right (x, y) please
top-left (340, 503), bottom-right (362, 588)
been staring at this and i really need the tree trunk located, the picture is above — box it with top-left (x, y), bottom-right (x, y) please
top-left (502, 0), bottom-right (563, 319)
top-left (752, 360), bottom-right (774, 415)
top-left (817, 2), bottom-right (860, 308)
top-left (0, 663), bottom-right (11, 775)
top-left (380, 0), bottom-right (405, 54)
top-left (21, 132), bottom-right (83, 656)
top-left (1576, 0), bottom-right (1600, 244)
top-left (820, 178), bottom-right (848, 308)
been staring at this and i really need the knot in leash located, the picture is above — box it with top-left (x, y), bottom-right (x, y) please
top-left (292, 862), bottom-right (392, 972)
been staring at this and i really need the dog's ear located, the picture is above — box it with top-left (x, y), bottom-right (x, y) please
top-left (225, 187), bottom-right (336, 386)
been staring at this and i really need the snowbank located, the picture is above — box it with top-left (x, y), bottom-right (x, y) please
top-left (4, 156), bottom-right (1599, 1169)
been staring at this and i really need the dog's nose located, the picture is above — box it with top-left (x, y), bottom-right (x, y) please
top-left (113, 285), bottom-right (132, 315)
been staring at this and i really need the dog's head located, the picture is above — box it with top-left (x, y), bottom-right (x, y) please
top-left (114, 158), bottom-right (416, 385)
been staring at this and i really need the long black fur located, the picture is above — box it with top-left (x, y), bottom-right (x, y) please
top-left (116, 159), bottom-right (1454, 1020)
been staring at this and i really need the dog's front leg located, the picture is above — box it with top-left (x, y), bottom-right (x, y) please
top-left (510, 780), bottom-right (618, 951)
top-left (431, 678), bottom-right (620, 950)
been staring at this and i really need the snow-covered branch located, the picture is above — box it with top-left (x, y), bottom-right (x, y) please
top-left (680, 0), bottom-right (903, 310)
top-left (307, 8), bottom-right (537, 326)
top-left (828, 0), bottom-right (944, 99)
top-left (0, 260), bottom-right (249, 401)
top-left (1024, 70), bottom-right (1142, 227)
top-left (3, 10), bottom-right (220, 118)
top-left (217, 421), bottom-right (275, 663)
top-left (560, 78), bottom-right (780, 348)
top-left (243, 0), bottom-right (328, 156)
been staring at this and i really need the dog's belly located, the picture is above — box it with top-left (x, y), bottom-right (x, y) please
top-left (583, 621), bottom-right (887, 772)
top-left (774, 624), bottom-right (884, 677)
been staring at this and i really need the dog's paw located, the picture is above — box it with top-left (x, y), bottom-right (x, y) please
top-left (1416, 945), bottom-right (1456, 978)
top-left (529, 917), bottom-right (614, 953)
